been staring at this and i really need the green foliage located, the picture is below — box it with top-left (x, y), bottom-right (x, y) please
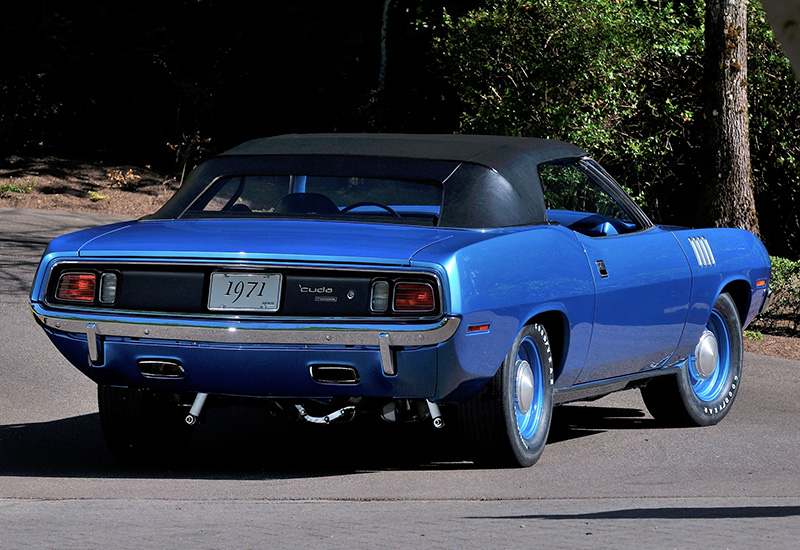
top-left (436, 0), bottom-right (704, 216)
top-left (435, 0), bottom-right (800, 257)
top-left (87, 190), bottom-right (109, 202)
top-left (4, 0), bottom-right (800, 260)
top-left (753, 256), bottom-right (800, 334)
top-left (0, 181), bottom-right (35, 195)
top-left (747, 1), bottom-right (800, 258)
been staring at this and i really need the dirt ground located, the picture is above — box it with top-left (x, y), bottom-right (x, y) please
top-left (1, 155), bottom-right (795, 359)
top-left (0, 156), bottom-right (178, 218)
top-left (741, 332), bottom-right (800, 360)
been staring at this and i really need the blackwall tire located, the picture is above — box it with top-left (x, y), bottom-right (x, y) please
top-left (458, 323), bottom-right (554, 467)
top-left (641, 292), bottom-right (743, 427)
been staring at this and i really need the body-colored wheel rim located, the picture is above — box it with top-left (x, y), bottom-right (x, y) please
top-left (514, 336), bottom-right (544, 440)
top-left (687, 310), bottom-right (731, 402)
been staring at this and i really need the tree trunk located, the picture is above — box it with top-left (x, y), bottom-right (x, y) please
top-left (379, 0), bottom-right (391, 91)
top-left (703, 0), bottom-right (760, 236)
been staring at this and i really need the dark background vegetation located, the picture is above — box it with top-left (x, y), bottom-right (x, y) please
top-left (0, 1), bottom-right (476, 161)
top-left (2, 0), bottom-right (799, 259)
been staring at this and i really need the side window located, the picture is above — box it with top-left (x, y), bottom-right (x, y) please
top-left (538, 163), bottom-right (638, 236)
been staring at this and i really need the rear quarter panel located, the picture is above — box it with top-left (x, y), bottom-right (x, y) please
top-left (412, 224), bottom-right (596, 400)
top-left (30, 222), bottom-right (136, 302)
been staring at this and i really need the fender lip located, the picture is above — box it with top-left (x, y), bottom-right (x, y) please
top-left (30, 302), bottom-right (461, 376)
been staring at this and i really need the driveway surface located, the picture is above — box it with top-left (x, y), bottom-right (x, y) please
top-left (1, 207), bottom-right (799, 548)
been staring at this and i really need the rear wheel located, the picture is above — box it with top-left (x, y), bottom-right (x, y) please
top-left (458, 324), bottom-right (554, 467)
top-left (641, 292), bottom-right (743, 426)
top-left (98, 386), bottom-right (194, 463)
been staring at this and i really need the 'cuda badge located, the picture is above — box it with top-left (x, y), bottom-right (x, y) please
top-left (299, 285), bottom-right (334, 294)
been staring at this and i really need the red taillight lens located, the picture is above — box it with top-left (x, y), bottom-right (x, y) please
top-left (394, 282), bottom-right (435, 312)
top-left (56, 273), bottom-right (96, 302)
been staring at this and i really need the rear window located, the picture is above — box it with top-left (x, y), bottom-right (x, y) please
top-left (183, 175), bottom-right (443, 226)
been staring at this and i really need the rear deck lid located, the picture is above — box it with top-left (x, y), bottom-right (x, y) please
top-left (76, 219), bottom-right (455, 265)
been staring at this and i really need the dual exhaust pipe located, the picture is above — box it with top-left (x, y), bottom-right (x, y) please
top-left (138, 359), bottom-right (361, 385)
top-left (137, 361), bottom-right (441, 428)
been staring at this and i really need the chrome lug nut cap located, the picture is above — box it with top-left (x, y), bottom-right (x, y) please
top-left (695, 329), bottom-right (719, 379)
top-left (515, 359), bottom-right (535, 414)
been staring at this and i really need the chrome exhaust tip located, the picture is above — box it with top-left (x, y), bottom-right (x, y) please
top-left (138, 359), bottom-right (185, 379)
top-left (309, 364), bottom-right (360, 385)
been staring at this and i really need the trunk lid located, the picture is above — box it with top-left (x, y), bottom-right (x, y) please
top-left (76, 219), bottom-right (456, 266)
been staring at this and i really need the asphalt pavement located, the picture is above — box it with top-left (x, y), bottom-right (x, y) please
top-left (1, 207), bottom-right (799, 549)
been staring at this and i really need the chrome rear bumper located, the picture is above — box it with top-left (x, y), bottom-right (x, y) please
top-left (30, 303), bottom-right (461, 376)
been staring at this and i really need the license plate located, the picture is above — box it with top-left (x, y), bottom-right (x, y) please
top-left (208, 273), bottom-right (282, 312)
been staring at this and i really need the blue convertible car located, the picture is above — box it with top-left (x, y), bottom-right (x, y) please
top-left (30, 134), bottom-right (771, 467)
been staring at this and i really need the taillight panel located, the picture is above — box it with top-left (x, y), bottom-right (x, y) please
top-left (52, 270), bottom-right (119, 306)
top-left (370, 279), bottom-right (439, 315)
top-left (46, 263), bottom-right (441, 318)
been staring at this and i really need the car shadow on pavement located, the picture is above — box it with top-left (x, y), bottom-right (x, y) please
top-left (0, 403), bottom-right (656, 479)
top-left (548, 403), bottom-right (654, 444)
top-left (474, 505), bottom-right (800, 521)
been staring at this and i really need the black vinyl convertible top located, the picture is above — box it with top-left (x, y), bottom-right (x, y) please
top-left (152, 134), bottom-right (588, 228)
top-left (223, 134), bottom-right (587, 184)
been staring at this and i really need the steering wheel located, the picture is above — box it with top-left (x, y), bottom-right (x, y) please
top-left (340, 202), bottom-right (401, 218)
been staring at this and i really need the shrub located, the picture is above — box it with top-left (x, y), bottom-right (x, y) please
top-left (752, 256), bottom-right (800, 334)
